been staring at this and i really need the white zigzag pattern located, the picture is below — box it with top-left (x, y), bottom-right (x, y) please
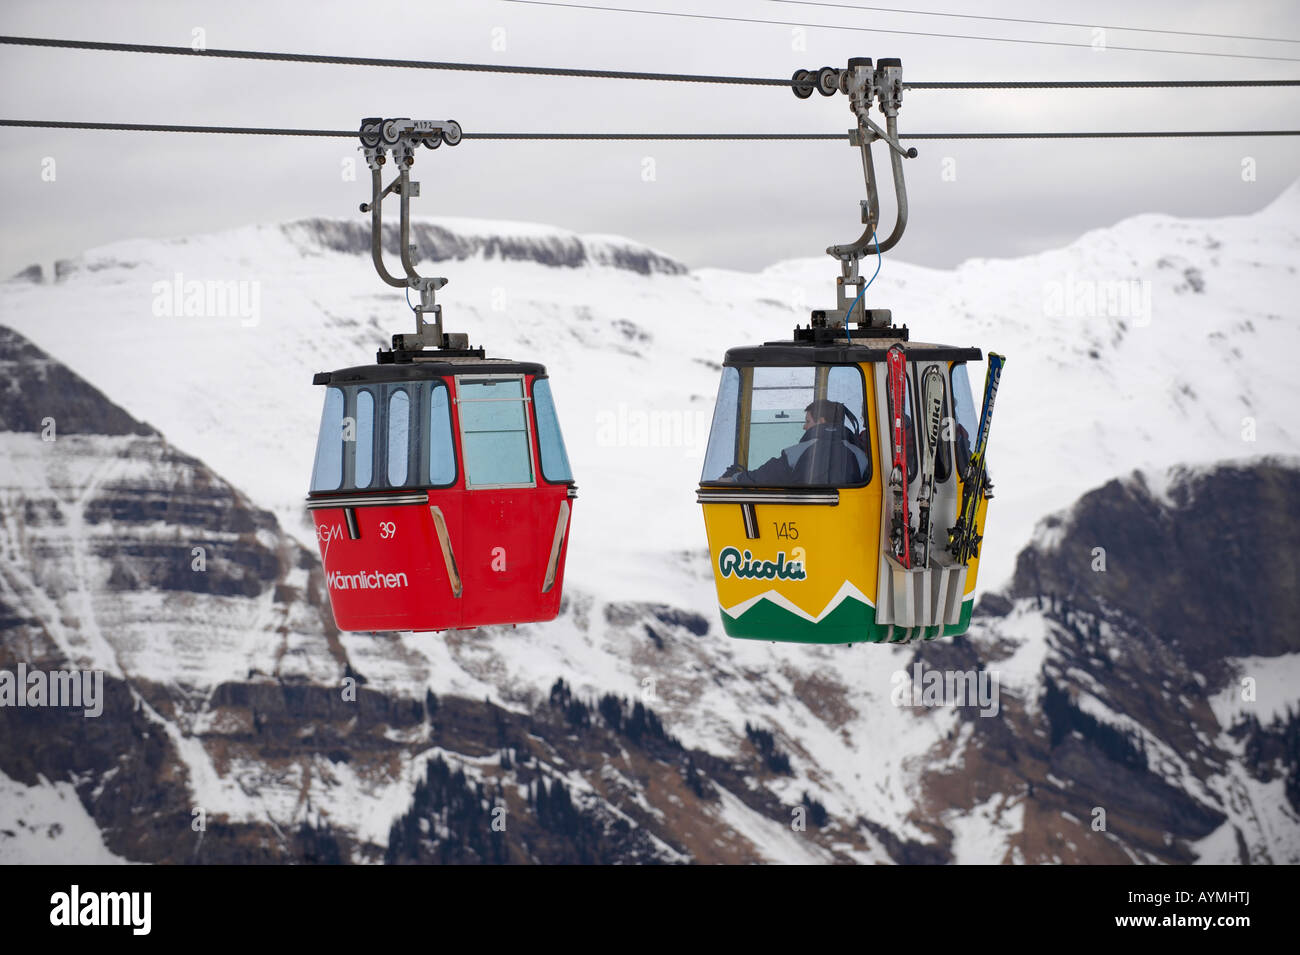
top-left (720, 579), bottom-right (875, 624)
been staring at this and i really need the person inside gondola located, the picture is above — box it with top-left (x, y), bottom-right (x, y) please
top-left (724, 399), bottom-right (868, 486)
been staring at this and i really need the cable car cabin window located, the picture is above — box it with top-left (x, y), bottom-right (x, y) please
top-left (532, 378), bottom-right (574, 483)
top-left (311, 387), bottom-right (345, 491)
top-left (700, 367), bottom-right (741, 482)
top-left (950, 363), bottom-right (978, 477)
top-left (899, 375), bottom-right (918, 485)
top-left (457, 376), bottom-right (535, 488)
top-left (701, 365), bottom-right (869, 488)
top-left (748, 366), bottom-right (810, 466)
top-left (311, 380), bottom-right (455, 493)
top-left (827, 365), bottom-right (872, 484)
top-left (355, 389), bottom-right (375, 488)
top-left (387, 389), bottom-right (411, 486)
top-left (429, 383), bottom-right (456, 486)
top-left (932, 373), bottom-right (951, 484)
top-left (935, 376), bottom-right (956, 485)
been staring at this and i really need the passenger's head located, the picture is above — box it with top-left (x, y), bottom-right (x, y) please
top-left (804, 399), bottom-right (845, 431)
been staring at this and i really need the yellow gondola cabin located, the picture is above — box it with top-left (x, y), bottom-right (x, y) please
top-left (697, 337), bottom-right (991, 645)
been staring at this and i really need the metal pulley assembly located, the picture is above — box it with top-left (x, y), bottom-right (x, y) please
top-left (359, 117), bottom-right (463, 150)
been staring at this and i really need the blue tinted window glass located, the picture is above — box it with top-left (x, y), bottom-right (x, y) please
top-left (458, 378), bottom-right (533, 487)
top-left (311, 387), bottom-right (344, 491)
top-left (747, 366), bottom-right (815, 468)
top-left (701, 367), bottom-right (740, 482)
top-left (827, 365), bottom-right (870, 483)
top-left (354, 390), bottom-right (374, 488)
top-left (387, 388), bottom-right (410, 486)
top-left (532, 379), bottom-right (573, 483)
top-left (951, 364), bottom-right (977, 437)
top-left (429, 383), bottom-right (456, 485)
top-left (827, 366), bottom-right (866, 435)
top-left (950, 363), bottom-right (978, 477)
top-left (707, 365), bottom-right (867, 488)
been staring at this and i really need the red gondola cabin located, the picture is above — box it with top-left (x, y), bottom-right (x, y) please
top-left (308, 358), bottom-right (576, 632)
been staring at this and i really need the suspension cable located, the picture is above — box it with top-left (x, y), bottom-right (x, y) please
top-left (2, 35), bottom-right (1299, 87)
top-left (499, 1), bottom-right (1300, 64)
top-left (907, 79), bottom-right (1300, 89)
top-left (4, 119), bottom-right (1298, 139)
top-left (764, 0), bottom-right (1300, 46)
top-left (0, 35), bottom-right (787, 86)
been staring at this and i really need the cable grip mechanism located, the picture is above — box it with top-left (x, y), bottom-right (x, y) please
top-left (356, 117), bottom-right (478, 360)
top-left (791, 59), bottom-right (917, 337)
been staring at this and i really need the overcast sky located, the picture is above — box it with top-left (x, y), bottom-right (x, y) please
top-left (1, 0), bottom-right (1297, 277)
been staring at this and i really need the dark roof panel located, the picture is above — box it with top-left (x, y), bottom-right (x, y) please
top-left (314, 358), bottom-right (548, 385)
top-left (724, 340), bottom-right (983, 365)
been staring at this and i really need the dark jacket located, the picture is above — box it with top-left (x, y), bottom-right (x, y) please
top-left (734, 425), bottom-right (868, 486)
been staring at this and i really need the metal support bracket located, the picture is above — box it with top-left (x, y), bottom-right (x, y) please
top-left (791, 59), bottom-right (917, 333)
top-left (356, 117), bottom-right (466, 356)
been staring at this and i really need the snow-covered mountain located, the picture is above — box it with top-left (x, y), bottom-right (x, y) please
top-left (2, 185), bottom-right (1298, 863)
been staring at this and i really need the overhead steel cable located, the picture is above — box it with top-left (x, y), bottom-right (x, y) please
top-left (0, 34), bottom-right (787, 86)
top-left (465, 132), bottom-right (843, 139)
top-left (900, 130), bottom-right (1300, 139)
top-left (0, 119), bottom-right (357, 137)
top-left (1, 35), bottom-right (1299, 87)
top-left (499, 0), bottom-right (1300, 63)
top-left (906, 79), bottom-right (1300, 89)
top-left (765, 0), bottom-right (1300, 45)
top-left (3, 120), bottom-right (1298, 139)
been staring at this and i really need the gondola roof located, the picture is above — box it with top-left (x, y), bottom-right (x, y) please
top-left (724, 339), bottom-right (983, 366)
top-left (314, 357), bottom-right (548, 386)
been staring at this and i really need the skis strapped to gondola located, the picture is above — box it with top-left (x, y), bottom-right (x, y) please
top-left (914, 364), bottom-right (945, 567)
top-left (885, 344), bottom-right (913, 568)
top-left (948, 353), bottom-right (1006, 565)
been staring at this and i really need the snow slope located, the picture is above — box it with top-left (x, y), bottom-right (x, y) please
top-left (0, 770), bottom-right (130, 864)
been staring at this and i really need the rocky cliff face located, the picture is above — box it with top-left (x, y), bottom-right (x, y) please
top-left (0, 325), bottom-right (352, 861)
top-left (25, 217), bottom-right (689, 285)
top-left (947, 461), bottom-right (1300, 863)
top-left (0, 326), bottom-right (154, 437)
top-left (1011, 462), bottom-right (1300, 675)
top-left (278, 218), bottom-right (690, 277)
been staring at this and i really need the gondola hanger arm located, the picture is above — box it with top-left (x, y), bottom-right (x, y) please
top-left (792, 57), bottom-right (916, 334)
top-left (356, 117), bottom-right (470, 357)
